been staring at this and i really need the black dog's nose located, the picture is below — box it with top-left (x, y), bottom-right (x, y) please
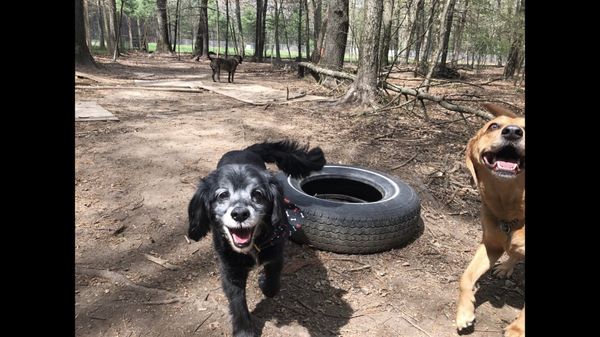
top-left (231, 207), bottom-right (250, 222)
top-left (502, 125), bottom-right (523, 140)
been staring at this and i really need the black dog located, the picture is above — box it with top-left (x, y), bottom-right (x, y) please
top-left (188, 140), bottom-right (325, 337)
top-left (207, 52), bottom-right (243, 83)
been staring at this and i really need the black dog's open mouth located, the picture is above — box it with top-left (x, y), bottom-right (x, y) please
top-left (227, 227), bottom-right (255, 248)
top-left (482, 145), bottom-right (525, 177)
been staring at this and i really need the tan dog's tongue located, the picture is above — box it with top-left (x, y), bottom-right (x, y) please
top-left (495, 161), bottom-right (518, 171)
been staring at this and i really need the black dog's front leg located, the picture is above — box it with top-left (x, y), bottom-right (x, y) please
top-left (259, 256), bottom-right (283, 298)
top-left (221, 267), bottom-right (255, 337)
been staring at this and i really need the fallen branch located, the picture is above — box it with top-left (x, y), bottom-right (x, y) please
top-left (144, 253), bottom-right (180, 270)
top-left (297, 62), bottom-right (495, 120)
top-left (75, 266), bottom-right (184, 302)
top-left (75, 85), bottom-right (203, 93)
top-left (391, 153), bottom-right (418, 170)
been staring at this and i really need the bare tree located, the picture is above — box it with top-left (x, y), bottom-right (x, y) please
top-left (255, 0), bottom-right (268, 61)
top-left (274, 0), bottom-right (281, 60)
top-left (503, 0), bottom-right (524, 79)
top-left (102, 0), bottom-right (117, 55)
top-left (451, 0), bottom-right (469, 67)
top-left (235, 0), bottom-right (245, 56)
top-left (419, 0), bottom-right (440, 72)
top-left (311, 4), bottom-right (327, 62)
top-left (309, 0), bottom-right (322, 61)
top-left (422, 0), bottom-right (455, 90)
top-left (340, 0), bottom-right (383, 106)
top-left (318, 0), bottom-right (349, 71)
top-left (97, 0), bottom-right (106, 49)
top-left (297, 0), bottom-right (303, 61)
top-left (156, 0), bottom-right (171, 53)
top-left (379, 0), bottom-right (395, 68)
top-left (76, 0), bottom-right (97, 66)
top-left (193, 0), bottom-right (209, 58)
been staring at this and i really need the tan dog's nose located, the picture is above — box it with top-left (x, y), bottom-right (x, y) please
top-left (502, 125), bottom-right (523, 141)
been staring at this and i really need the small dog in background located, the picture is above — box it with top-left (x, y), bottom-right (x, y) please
top-left (188, 140), bottom-right (325, 337)
top-left (208, 52), bottom-right (243, 83)
top-left (455, 103), bottom-right (525, 337)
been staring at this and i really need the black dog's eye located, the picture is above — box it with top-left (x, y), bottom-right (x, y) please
top-left (217, 191), bottom-right (230, 200)
top-left (488, 123), bottom-right (500, 130)
top-left (251, 190), bottom-right (264, 201)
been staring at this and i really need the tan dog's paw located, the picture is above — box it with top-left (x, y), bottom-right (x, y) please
top-left (492, 261), bottom-right (515, 278)
top-left (455, 302), bottom-right (476, 331)
top-left (504, 320), bottom-right (524, 337)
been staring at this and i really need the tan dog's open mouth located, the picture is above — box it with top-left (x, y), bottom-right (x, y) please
top-left (482, 145), bottom-right (525, 177)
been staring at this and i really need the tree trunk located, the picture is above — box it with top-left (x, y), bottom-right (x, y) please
top-left (76, 0), bottom-right (97, 66)
top-left (403, 0), bottom-right (414, 64)
top-left (155, 0), bottom-right (171, 53)
top-left (283, 6), bottom-right (292, 59)
top-left (311, 4), bottom-right (327, 62)
top-left (411, 0), bottom-right (425, 68)
top-left (97, 0), bottom-right (106, 49)
top-left (235, 0), bottom-right (245, 57)
top-left (422, 0), bottom-right (455, 90)
top-left (193, 0), bottom-right (209, 58)
top-left (112, 0), bottom-right (124, 61)
top-left (102, 0), bottom-right (116, 55)
top-left (83, 0), bottom-right (92, 48)
top-left (340, 0), bottom-right (383, 106)
top-left (255, 0), bottom-right (265, 61)
top-left (173, 0), bottom-right (181, 52)
top-left (274, 0), bottom-right (281, 60)
top-left (127, 16), bottom-right (134, 49)
top-left (379, 0), bottom-right (394, 68)
top-left (305, 0), bottom-right (310, 60)
top-left (297, 0), bottom-right (303, 61)
top-left (318, 0), bottom-right (349, 71)
top-left (503, 0), bottom-right (524, 79)
top-left (309, 0), bottom-right (322, 61)
top-left (261, 0), bottom-right (268, 59)
top-left (225, 0), bottom-right (230, 57)
top-left (420, 0), bottom-right (439, 72)
top-left (138, 18), bottom-right (147, 51)
top-left (438, 0), bottom-right (457, 68)
top-left (451, 0), bottom-right (469, 66)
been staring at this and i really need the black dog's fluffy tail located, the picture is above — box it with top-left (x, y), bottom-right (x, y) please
top-left (245, 140), bottom-right (326, 178)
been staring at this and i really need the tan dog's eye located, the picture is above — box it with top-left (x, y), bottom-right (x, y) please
top-left (488, 123), bottom-right (500, 131)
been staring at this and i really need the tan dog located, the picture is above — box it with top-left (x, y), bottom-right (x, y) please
top-left (455, 103), bottom-right (525, 337)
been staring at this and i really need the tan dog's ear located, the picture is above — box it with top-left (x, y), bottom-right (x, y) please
top-left (482, 103), bottom-right (518, 118)
top-left (465, 139), bottom-right (478, 187)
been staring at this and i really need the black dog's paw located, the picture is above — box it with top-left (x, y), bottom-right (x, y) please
top-left (258, 273), bottom-right (280, 298)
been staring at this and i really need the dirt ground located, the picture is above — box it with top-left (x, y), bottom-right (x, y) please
top-left (75, 52), bottom-right (525, 337)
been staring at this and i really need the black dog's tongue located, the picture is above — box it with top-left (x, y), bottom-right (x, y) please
top-left (230, 228), bottom-right (252, 245)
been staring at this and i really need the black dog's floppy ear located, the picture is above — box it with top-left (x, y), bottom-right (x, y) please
top-left (188, 181), bottom-right (212, 241)
top-left (268, 178), bottom-right (287, 226)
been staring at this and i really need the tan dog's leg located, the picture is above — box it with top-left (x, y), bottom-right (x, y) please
top-left (504, 305), bottom-right (525, 337)
top-left (492, 255), bottom-right (521, 278)
top-left (456, 243), bottom-right (503, 330)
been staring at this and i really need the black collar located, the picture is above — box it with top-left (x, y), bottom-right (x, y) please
top-left (253, 198), bottom-right (303, 252)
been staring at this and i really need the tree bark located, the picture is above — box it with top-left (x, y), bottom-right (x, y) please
top-left (225, 0), bottom-right (230, 57)
top-left (422, 0), bottom-right (455, 90)
top-left (235, 0), bottom-right (245, 57)
top-left (155, 0), bottom-right (172, 53)
top-left (76, 0), bottom-right (97, 66)
top-left (193, 0), bottom-right (209, 58)
top-left (102, 0), bottom-right (116, 55)
top-left (97, 0), bottom-right (106, 49)
top-left (318, 0), bottom-right (349, 71)
top-left (305, 0), bottom-right (310, 60)
top-left (340, 0), bottom-right (383, 106)
top-left (173, 0), bottom-right (181, 52)
top-left (438, 0), bottom-right (457, 68)
top-left (274, 0), bottom-right (281, 60)
top-left (420, 0), bottom-right (440, 72)
top-left (411, 0), bottom-right (425, 68)
top-left (83, 0), bottom-right (92, 47)
top-left (298, 0), bottom-right (303, 61)
top-left (112, 0), bottom-right (124, 61)
top-left (503, 0), bottom-right (524, 79)
top-left (379, 0), bottom-right (394, 68)
top-left (127, 16), bottom-right (134, 49)
top-left (451, 0), bottom-right (469, 66)
top-left (311, 4), bottom-right (327, 62)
